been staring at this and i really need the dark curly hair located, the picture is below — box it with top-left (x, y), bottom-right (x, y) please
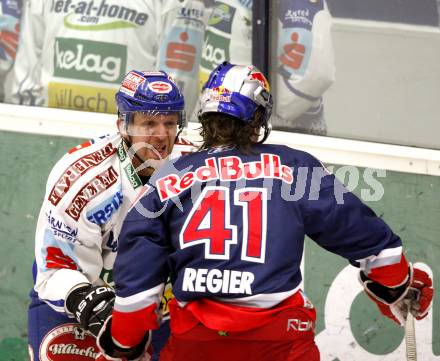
top-left (199, 111), bottom-right (264, 154)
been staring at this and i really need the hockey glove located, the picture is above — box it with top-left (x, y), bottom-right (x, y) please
top-left (360, 264), bottom-right (434, 326)
top-left (97, 316), bottom-right (152, 361)
top-left (66, 283), bottom-right (115, 337)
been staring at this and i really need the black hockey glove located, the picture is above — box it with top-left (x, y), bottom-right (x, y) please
top-left (65, 283), bottom-right (115, 337)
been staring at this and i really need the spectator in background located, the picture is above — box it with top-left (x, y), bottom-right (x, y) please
top-left (6, 0), bottom-right (207, 115)
top-left (199, 0), bottom-right (335, 135)
top-left (0, 0), bottom-right (22, 102)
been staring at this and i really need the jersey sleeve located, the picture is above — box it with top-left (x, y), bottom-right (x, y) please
top-left (34, 157), bottom-right (105, 314)
top-left (7, 0), bottom-right (45, 106)
top-left (297, 152), bottom-right (408, 287)
top-left (276, 0), bottom-right (335, 122)
top-left (111, 186), bottom-right (169, 348)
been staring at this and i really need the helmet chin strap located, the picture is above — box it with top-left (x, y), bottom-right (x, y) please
top-left (174, 127), bottom-right (183, 143)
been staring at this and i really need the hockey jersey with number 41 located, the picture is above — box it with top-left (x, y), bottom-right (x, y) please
top-left (110, 144), bottom-right (409, 346)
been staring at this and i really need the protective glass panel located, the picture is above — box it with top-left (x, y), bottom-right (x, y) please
top-left (270, 0), bottom-right (440, 149)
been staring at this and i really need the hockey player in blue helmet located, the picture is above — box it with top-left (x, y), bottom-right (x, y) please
top-left (97, 62), bottom-right (433, 361)
top-left (116, 70), bottom-right (188, 179)
top-left (28, 69), bottom-right (195, 361)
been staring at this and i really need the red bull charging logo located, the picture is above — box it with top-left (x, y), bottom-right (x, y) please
top-left (248, 69), bottom-right (270, 92)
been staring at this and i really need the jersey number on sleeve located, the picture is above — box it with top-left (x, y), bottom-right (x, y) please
top-left (179, 186), bottom-right (267, 263)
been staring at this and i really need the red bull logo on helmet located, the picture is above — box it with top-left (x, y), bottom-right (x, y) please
top-left (208, 86), bottom-right (231, 102)
top-left (211, 86), bottom-right (230, 94)
top-left (248, 68), bottom-right (270, 92)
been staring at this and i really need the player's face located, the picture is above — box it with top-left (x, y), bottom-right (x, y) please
top-left (129, 111), bottom-right (178, 161)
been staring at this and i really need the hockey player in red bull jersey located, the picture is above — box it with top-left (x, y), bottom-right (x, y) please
top-left (28, 70), bottom-right (195, 361)
top-left (97, 62), bottom-right (434, 361)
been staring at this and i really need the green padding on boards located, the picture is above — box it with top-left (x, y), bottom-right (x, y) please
top-left (0, 131), bottom-right (439, 360)
top-left (0, 131), bottom-right (84, 361)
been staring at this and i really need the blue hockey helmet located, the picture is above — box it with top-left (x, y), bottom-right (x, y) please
top-left (199, 62), bottom-right (273, 127)
top-left (116, 70), bottom-right (186, 129)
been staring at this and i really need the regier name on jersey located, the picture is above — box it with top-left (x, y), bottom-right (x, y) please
top-left (182, 268), bottom-right (255, 295)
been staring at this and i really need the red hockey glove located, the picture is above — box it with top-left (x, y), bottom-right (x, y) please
top-left (360, 264), bottom-right (434, 326)
top-left (96, 316), bottom-right (152, 361)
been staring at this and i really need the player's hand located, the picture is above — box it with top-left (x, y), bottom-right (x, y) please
top-left (360, 265), bottom-right (434, 326)
top-left (96, 316), bottom-right (152, 361)
top-left (65, 283), bottom-right (115, 337)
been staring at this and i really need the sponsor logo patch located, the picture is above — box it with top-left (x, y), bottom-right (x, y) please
top-left (280, 2), bottom-right (321, 31)
top-left (148, 81), bottom-right (172, 93)
top-left (51, 0), bottom-right (149, 31)
top-left (49, 143), bottom-right (115, 206)
top-left (124, 163), bottom-right (142, 189)
top-left (116, 142), bottom-right (127, 162)
top-left (119, 71), bottom-right (146, 97)
top-left (2, 0), bottom-right (21, 17)
top-left (46, 210), bottom-right (79, 244)
top-left (178, 6), bottom-right (205, 24)
top-left (54, 37), bottom-right (126, 83)
top-left (206, 86), bottom-right (231, 102)
top-left (65, 166), bottom-right (119, 221)
top-left (46, 247), bottom-right (78, 270)
top-left (201, 31), bottom-right (229, 72)
top-left (48, 82), bottom-right (117, 113)
top-left (156, 154), bottom-right (293, 201)
top-left (39, 324), bottom-right (98, 361)
top-left (86, 190), bottom-right (123, 225)
top-left (162, 31), bottom-right (199, 73)
top-left (208, 3), bottom-right (235, 32)
top-left (248, 68), bottom-right (270, 91)
top-left (142, 71), bottom-right (165, 77)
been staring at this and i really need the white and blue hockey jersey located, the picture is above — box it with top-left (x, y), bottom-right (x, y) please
top-left (32, 133), bottom-right (194, 315)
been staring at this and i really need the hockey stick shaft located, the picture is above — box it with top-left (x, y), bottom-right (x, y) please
top-left (405, 311), bottom-right (417, 361)
top-left (405, 289), bottom-right (418, 361)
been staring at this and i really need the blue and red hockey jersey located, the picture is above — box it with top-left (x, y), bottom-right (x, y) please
top-left (110, 144), bottom-right (408, 347)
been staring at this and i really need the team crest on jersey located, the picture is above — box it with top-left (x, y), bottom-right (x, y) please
top-left (39, 324), bottom-right (98, 361)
